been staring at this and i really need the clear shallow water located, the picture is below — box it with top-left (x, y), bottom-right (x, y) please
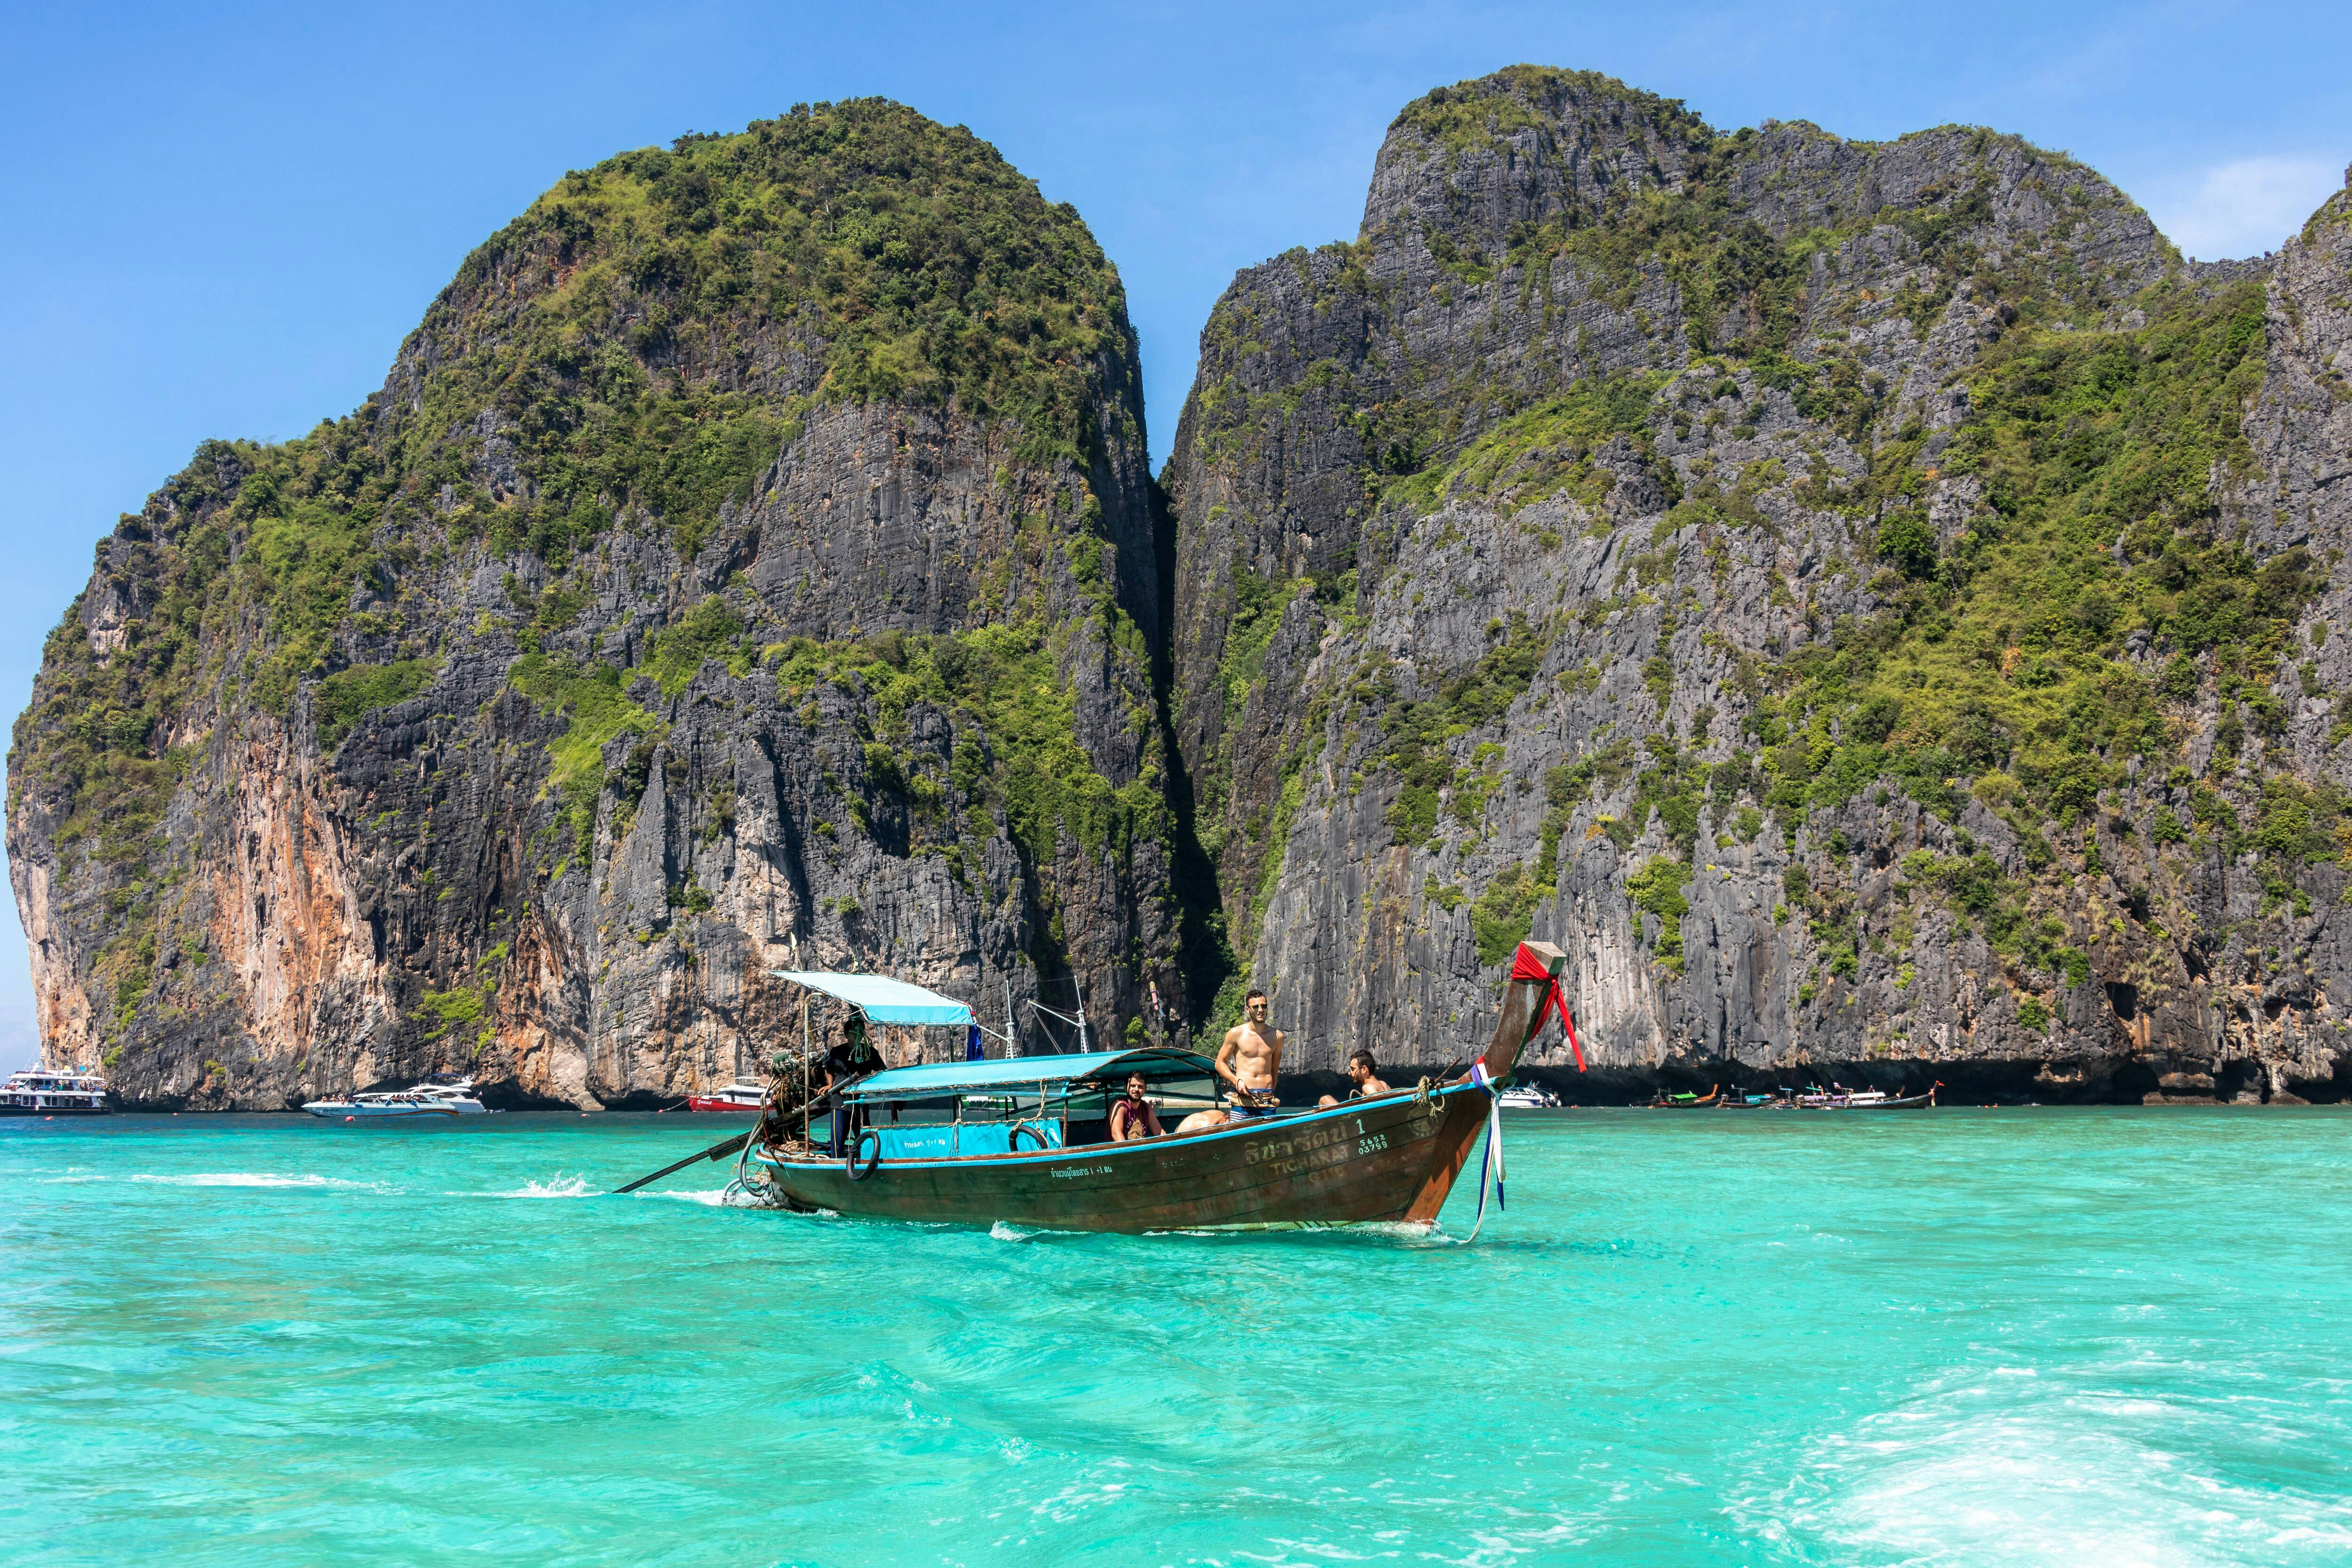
top-left (3, 1109), bottom-right (2349, 1567)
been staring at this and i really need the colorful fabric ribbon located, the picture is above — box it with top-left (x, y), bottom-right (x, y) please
top-left (1510, 944), bottom-right (1585, 1071)
top-left (1465, 1063), bottom-right (1507, 1242)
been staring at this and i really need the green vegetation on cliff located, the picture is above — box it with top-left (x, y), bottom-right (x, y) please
top-left (769, 623), bottom-right (1161, 869)
top-left (315, 660), bottom-right (436, 750)
top-left (12, 98), bottom-right (1137, 893)
top-left (403, 96), bottom-right (1134, 557)
top-left (509, 654), bottom-right (658, 862)
top-left (1393, 65), bottom-right (1705, 160)
top-left (1748, 281), bottom-right (2319, 844)
top-left (1386, 373), bottom-right (1668, 517)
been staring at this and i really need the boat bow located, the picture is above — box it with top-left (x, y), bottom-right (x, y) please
top-left (1453, 941), bottom-right (1571, 1236)
top-left (1479, 940), bottom-right (1572, 1083)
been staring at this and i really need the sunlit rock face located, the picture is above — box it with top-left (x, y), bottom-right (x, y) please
top-left (1164, 69), bottom-right (2350, 1102)
top-left (9, 102), bottom-right (1182, 1108)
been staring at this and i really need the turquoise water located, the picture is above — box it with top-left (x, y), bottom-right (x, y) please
top-left (5, 1109), bottom-right (2350, 1566)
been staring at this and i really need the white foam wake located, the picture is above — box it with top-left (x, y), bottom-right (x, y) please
top-left (1748, 1367), bottom-right (2352, 1566)
top-left (124, 1172), bottom-right (391, 1191)
top-left (646, 1187), bottom-right (764, 1207)
top-left (491, 1174), bottom-right (593, 1199)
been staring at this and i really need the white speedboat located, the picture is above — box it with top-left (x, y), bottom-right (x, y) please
top-left (302, 1075), bottom-right (496, 1118)
top-left (1, 1067), bottom-right (112, 1116)
top-left (1496, 1082), bottom-right (1563, 1109)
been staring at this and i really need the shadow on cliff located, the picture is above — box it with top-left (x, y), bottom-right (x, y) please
top-left (1149, 475), bottom-right (1237, 1034)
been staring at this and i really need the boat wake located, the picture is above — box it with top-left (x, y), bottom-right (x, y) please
top-left (1355, 1220), bottom-right (1462, 1247)
top-left (1135, 1219), bottom-right (1460, 1247)
top-left (644, 1187), bottom-right (763, 1207)
top-left (124, 1172), bottom-right (394, 1191)
top-left (1740, 1363), bottom-right (2352, 1565)
top-left (489, 1174), bottom-right (594, 1199)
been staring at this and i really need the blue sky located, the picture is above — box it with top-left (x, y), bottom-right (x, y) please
top-left (2, 0), bottom-right (2345, 1071)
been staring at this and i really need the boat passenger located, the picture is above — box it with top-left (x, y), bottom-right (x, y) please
top-left (1318, 1051), bottom-right (1391, 1107)
top-left (815, 1017), bottom-right (879, 1155)
top-left (1215, 988), bottom-right (1285, 1118)
top-left (1109, 1073), bottom-right (1165, 1141)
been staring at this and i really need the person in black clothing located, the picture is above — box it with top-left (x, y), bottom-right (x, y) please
top-left (814, 1015), bottom-right (879, 1155)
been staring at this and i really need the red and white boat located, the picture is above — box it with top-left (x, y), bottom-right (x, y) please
top-left (686, 1081), bottom-right (767, 1113)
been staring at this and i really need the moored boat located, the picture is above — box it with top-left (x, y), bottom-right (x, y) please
top-left (1495, 1081), bottom-right (1563, 1109)
top-left (743, 942), bottom-right (1578, 1233)
top-left (1794, 1082), bottom-right (1939, 1110)
top-left (1649, 1084), bottom-right (1720, 1109)
top-left (1, 1067), bottom-right (112, 1116)
top-left (302, 1075), bottom-right (496, 1118)
top-left (686, 1081), bottom-right (768, 1113)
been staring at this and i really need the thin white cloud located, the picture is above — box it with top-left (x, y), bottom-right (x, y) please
top-left (2141, 154), bottom-right (2346, 261)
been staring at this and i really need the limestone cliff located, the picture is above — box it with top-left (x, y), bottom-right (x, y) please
top-left (19, 74), bottom-right (2352, 1109)
top-left (1164, 66), bottom-right (2352, 1102)
top-left (9, 102), bottom-right (1182, 1107)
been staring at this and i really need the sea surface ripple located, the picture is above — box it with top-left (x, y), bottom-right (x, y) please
top-left (2, 1106), bottom-right (2347, 1566)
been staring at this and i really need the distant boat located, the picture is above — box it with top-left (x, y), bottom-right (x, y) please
top-left (1496, 1082), bottom-right (1562, 1109)
top-left (1, 1067), bottom-right (112, 1116)
top-left (1795, 1084), bottom-right (1939, 1110)
top-left (686, 1081), bottom-right (768, 1113)
top-left (302, 1075), bottom-right (495, 1118)
top-left (1720, 1090), bottom-right (1788, 1109)
top-left (1649, 1085), bottom-right (1720, 1109)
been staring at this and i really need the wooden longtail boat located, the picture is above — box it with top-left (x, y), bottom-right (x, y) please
top-left (1649, 1084), bottom-right (1720, 1109)
top-left (747, 942), bottom-right (1574, 1232)
top-left (1798, 1085), bottom-right (1939, 1110)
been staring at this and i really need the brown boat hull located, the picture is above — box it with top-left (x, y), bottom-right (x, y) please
top-left (756, 1085), bottom-right (1495, 1232)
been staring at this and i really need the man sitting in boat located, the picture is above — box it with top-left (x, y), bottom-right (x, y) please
top-left (1108, 1073), bottom-right (1165, 1141)
top-left (1318, 1051), bottom-right (1391, 1107)
top-left (1214, 989), bottom-right (1284, 1118)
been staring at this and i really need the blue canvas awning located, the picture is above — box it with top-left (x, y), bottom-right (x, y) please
top-left (842, 1048), bottom-right (1218, 1102)
top-left (768, 971), bottom-right (975, 1028)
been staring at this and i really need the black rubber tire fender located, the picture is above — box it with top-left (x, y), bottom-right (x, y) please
top-left (846, 1128), bottom-right (882, 1180)
top-left (1008, 1122), bottom-right (1049, 1152)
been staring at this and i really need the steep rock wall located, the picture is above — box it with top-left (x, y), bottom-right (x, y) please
top-left (10, 102), bottom-right (1181, 1107)
top-left (1166, 66), bottom-right (2352, 1102)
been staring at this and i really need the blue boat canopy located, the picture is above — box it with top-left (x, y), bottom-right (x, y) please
top-left (768, 971), bottom-right (976, 1028)
top-left (843, 1048), bottom-right (1218, 1103)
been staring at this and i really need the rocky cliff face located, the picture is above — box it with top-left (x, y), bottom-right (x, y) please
top-left (1165, 66), bottom-right (2352, 1101)
top-left (9, 101), bottom-right (1183, 1107)
top-left (19, 74), bottom-right (2352, 1109)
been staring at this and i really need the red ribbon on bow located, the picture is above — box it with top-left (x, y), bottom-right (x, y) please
top-left (1510, 944), bottom-right (1585, 1071)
